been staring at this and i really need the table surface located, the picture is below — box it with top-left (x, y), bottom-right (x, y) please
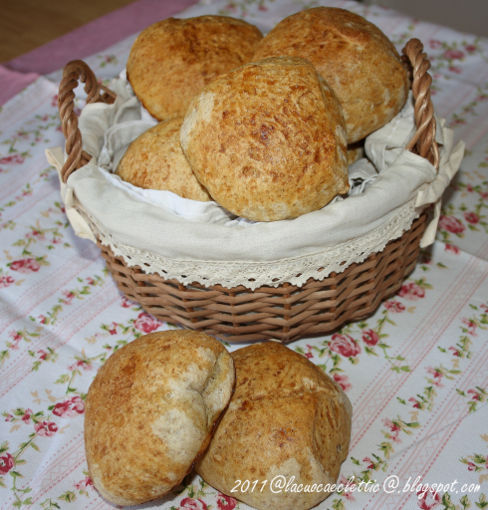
top-left (0, 1), bottom-right (487, 509)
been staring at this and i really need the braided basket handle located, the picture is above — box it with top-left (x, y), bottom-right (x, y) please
top-left (57, 60), bottom-right (116, 182)
top-left (57, 38), bottom-right (439, 182)
top-left (402, 38), bottom-right (439, 169)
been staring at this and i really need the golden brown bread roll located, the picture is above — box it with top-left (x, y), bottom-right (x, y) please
top-left (253, 7), bottom-right (409, 143)
top-left (84, 330), bottom-right (235, 506)
top-left (126, 15), bottom-right (263, 121)
top-left (181, 56), bottom-right (349, 221)
top-left (116, 117), bottom-right (211, 201)
top-left (197, 342), bottom-right (352, 510)
top-left (347, 141), bottom-right (365, 165)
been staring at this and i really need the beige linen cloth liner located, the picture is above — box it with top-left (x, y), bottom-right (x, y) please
top-left (46, 73), bottom-right (464, 290)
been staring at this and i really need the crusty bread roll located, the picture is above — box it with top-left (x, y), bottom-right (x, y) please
top-left (253, 7), bottom-right (409, 143)
top-left (126, 15), bottom-right (263, 121)
top-left (347, 141), bottom-right (365, 166)
top-left (181, 56), bottom-right (349, 221)
top-left (84, 330), bottom-right (235, 506)
top-left (197, 342), bottom-right (352, 510)
top-left (116, 117), bottom-right (211, 201)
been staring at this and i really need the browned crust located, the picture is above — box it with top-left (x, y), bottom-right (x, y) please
top-left (116, 117), bottom-right (211, 201)
top-left (197, 342), bottom-right (352, 510)
top-left (84, 330), bottom-right (234, 506)
top-left (181, 56), bottom-right (349, 221)
top-left (126, 15), bottom-right (263, 121)
top-left (253, 7), bottom-right (409, 143)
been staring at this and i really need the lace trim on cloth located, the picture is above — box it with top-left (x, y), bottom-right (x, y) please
top-left (82, 199), bottom-right (421, 290)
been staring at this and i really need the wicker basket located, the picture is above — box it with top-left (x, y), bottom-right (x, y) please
top-left (57, 38), bottom-right (439, 344)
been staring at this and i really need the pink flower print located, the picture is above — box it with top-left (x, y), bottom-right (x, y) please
top-left (362, 328), bottom-right (379, 346)
top-left (427, 367), bottom-right (443, 387)
top-left (0, 453), bottom-right (14, 475)
top-left (417, 487), bottom-right (441, 510)
top-left (26, 229), bottom-right (45, 241)
top-left (52, 396), bottom-right (85, 417)
top-left (449, 66), bottom-right (462, 74)
top-left (37, 349), bottom-right (48, 360)
top-left (329, 333), bottom-right (361, 358)
top-left (0, 275), bottom-right (15, 288)
top-left (68, 359), bottom-right (92, 371)
top-left (8, 330), bottom-right (22, 349)
top-left (62, 290), bottom-right (75, 304)
top-left (337, 475), bottom-right (356, 500)
top-left (22, 408), bottom-right (33, 423)
top-left (408, 397), bottom-right (421, 409)
top-left (467, 461), bottom-right (476, 471)
top-left (121, 296), bottom-right (132, 308)
top-left (448, 346), bottom-right (461, 357)
top-left (75, 476), bottom-right (94, 490)
top-left (429, 39), bottom-right (442, 49)
top-left (217, 494), bottom-right (237, 510)
top-left (462, 318), bottom-right (477, 335)
top-left (467, 388), bottom-right (481, 401)
top-left (304, 344), bottom-right (314, 359)
top-left (333, 372), bottom-right (351, 392)
top-left (438, 215), bottom-right (465, 234)
top-left (180, 497), bottom-right (208, 510)
top-left (444, 243), bottom-right (460, 254)
top-left (9, 258), bottom-right (40, 273)
top-left (0, 154), bottom-right (24, 165)
top-left (35, 420), bottom-right (58, 437)
top-left (384, 300), bottom-right (405, 313)
top-left (382, 418), bottom-right (401, 442)
top-left (444, 49), bottom-right (464, 60)
top-left (464, 211), bottom-right (480, 224)
top-left (465, 44), bottom-right (477, 53)
top-left (133, 312), bottom-right (161, 333)
top-left (398, 282), bottom-right (425, 300)
top-left (363, 457), bottom-right (375, 469)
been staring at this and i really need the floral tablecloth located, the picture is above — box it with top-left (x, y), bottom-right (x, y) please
top-left (0, 1), bottom-right (487, 509)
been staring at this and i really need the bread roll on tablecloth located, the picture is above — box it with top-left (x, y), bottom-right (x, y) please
top-left (84, 330), bottom-right (235, 506)
top-left (116, 117), bottom-right (211, 201)
top-left (127, 15), bottom-right (263, 121)
top-left (181, 56), bottom-right (349, 221)
top-left (253, 7), bottom-right (409, 143)
top-left (197, 342), bottom-right (352, 510)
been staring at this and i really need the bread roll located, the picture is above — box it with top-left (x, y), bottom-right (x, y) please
top-left (197, 342), bottom-right (352, 510)
top-left (181, 56), bottom-right (349, 221)
top-left (127, 15), bottom-right (263, 121)
top-left (253, 7), bottom-right (409, 143)
top-left (116, 117), bottom-right (211, 201)
top-left (347, 141), bottom-right (365, 166)
top-left (84, 330), bottom-right (235, 506)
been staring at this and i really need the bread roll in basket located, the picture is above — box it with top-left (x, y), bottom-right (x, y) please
top-left (54, 38), bottom-right (459, 343)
